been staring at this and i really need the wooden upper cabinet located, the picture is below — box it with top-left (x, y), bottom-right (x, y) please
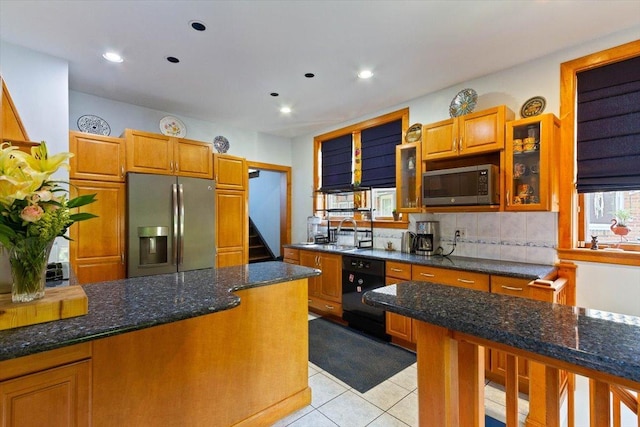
top-left (69, 131), bottom-right (125, 182)
top-left (423, 105), bottom-right (514, 161)
top-left (124, 129), bottom-right (213, 178)
top-left (214, 153), bottom-right (247, 190)
top-left (0, 76), bottom-right (30, 144)
top-left (174, 138), bottom-right (213, 178)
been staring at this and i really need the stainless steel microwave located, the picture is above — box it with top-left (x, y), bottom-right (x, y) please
top-left (422, 164), bottom-right (499, 206)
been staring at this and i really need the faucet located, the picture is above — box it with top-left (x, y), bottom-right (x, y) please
top-left (336, 217), bottom-right (358, 248)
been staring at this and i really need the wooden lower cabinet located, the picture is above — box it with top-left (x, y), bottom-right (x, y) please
top-left (0, 344), bottom-right (92, 427)
top-left (69, 180), bottom-right (126, 284)
top-left (283, 248), bottom-right (300, 265)
top-left (385, 261), bottom-right (414, 344)
top-left (299, 250), bottom-right (342, 316)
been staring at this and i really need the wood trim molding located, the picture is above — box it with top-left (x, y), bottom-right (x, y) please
top-left (558, 40), bottom-right (640, 263)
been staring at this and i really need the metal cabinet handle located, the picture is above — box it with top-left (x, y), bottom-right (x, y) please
top-left (501, 286), bottom-right (523, 291)
top-left (457, 278), bottom-right (475, 284)
top-left (391, 268), bottom-right (404, 272)
top-left (121, 165), bottom-right (125, 178)
top-left (175, 162), bottom-right (179, 171)
top-left (325, 305), bottom-right (335, 310)
top-left (452, 138), bottom-right (457, 151)
top-left (459, 137), bottom-right (463, 151)
top-left (506, 190), bottom-right (511, 207)
top-left (420, 272), bottom-right (435, 278)
top-left (308, 299), bottom-right (312, 303)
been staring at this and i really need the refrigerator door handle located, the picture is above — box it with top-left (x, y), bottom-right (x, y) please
top-left (178, 183), bottom-right (185, 266)
top-left (172, 183), bottom-right (179, 265)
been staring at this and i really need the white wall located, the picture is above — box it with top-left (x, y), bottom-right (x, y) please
top-left (69, 91), bottom-right (292, 164)
top-left (291, 26), bottom-right (640, 315)
top-left (0, 40), bottom-right (69, 261)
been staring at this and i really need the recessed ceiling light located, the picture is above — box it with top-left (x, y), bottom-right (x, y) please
top-left (102, 52), bottom-right (123, 63)
top-left (280, 107), bottom-right (292, 114)
top-left (190, 20), bottom-right (206, 31)
top-left (304, 73), bottom-right (315, 78)
top-left (167, 56), bottom-right (180, 63)
top-left (358, 70), bottom-right (373, 79)
top-left (270, 92), bottom-right (279, 97)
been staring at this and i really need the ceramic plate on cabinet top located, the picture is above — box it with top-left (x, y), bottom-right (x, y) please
top-left (405, 123), bottom-right (422, 143)
top-left (159, 116), bottom-right (187, 137)
top-left (449, 88), bottom-right (478, 117)
top-left (520, 96), bottom-right (546, 118)
top-left (213, 135), bottom-right (230, 153)
top-left (77, 115), bottom-right (111, 136)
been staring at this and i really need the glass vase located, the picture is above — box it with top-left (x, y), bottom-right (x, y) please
top-left (9, 237), bottom-right (54, 303)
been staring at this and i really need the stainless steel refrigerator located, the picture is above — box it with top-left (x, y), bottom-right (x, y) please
top-left (127, 172), bottom-right (215, 278)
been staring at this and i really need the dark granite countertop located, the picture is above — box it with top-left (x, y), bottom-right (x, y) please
top-left (286, 244), bottom-right (555, 280)
top-left (363, 282), bottom-right (640, 384)
top-left (0, 262), bottom-right (319, 362)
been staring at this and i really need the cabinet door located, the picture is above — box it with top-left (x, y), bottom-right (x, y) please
top-left (215, 189), bottom-right (247, 267)
top-left (458, 107), bottom-right (505, 155)
top-left (69, 131), bottom-right (125, 182)
top-left (505, 113), bottom-right (560, 212)
top-left (299, 251), bottom-right (319, 296)
top-left (318, 253), bottom-right (342, 303)
top-left (214, 154), bottom-right (247, 190)
top-left (396, 142), bottom-right (421, 212)
top-left (125, 129), bottom-right (173, 175)
top-left (0, 360), bottom-right (91, 427)
top-left (423, 118), bottom-right (456, 160)
top-left (69, 180), bottom-right (126, 284)
top-left (174, 138), bottom-right (213, 178)
top-left (385, 276), bottom-right (413, 342)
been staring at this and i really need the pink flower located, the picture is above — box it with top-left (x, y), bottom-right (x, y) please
top-left (32, 190), bottom-right (53, 203)
top-left (20, 204), bottom-right (44, 222)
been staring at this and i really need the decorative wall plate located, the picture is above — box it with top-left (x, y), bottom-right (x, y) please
top-left (520, 96), bottom-right (546, 118)
top-left (449, 88), bottom-right (478, 117)
top-left (213, 135), bottom-right (230, 153)
top-left (159, 116), bottom-right (187, 137)
top-left (405, 123), bottom-right (422, 143)
top-left (77, 115), bottom-right (111, 135)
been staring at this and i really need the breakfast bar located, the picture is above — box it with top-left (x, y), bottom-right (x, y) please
top-left (0, 262), bottom-right (320, 426)
top-left (363, 282), bottom-right (640, 426)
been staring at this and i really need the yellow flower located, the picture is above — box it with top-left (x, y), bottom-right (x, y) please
top-left (12, 141), bottom-right (72, 175)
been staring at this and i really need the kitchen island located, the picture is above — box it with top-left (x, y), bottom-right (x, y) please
top-left (363, 281), bottom-right (640, 426)
top-left (0, 262), bottom-right (320, 427)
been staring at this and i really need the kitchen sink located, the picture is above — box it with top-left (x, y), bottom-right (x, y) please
top-left (319, 244), bottom-right (359, 252)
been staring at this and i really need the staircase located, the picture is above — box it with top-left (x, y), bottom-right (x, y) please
top-left (248, 217), bottom-right (277, 263)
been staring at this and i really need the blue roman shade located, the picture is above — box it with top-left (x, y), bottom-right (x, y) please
top-left (320, 134), bottom-right (353, 191)
top-left (576, 55), bottom-right (640, 193)
top-left (360, 120), bottom-right (402, 188)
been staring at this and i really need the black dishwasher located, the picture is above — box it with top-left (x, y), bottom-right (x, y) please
top-left (342, 255), bottom-right (389, 341)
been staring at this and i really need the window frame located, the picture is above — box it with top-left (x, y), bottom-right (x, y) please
top-left (558, 39), bottom-right (640, 266)
top-left (313, 108), bottom-right (409, 228)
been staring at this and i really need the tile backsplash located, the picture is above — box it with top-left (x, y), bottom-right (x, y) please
top-left (373, 212), bottom-right (558, 265)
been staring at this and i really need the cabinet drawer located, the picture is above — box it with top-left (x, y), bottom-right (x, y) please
top-left (386, 261), bottom-right (411, 281)
top-left (308, 297), bottom-right (343, 316)
top-left (491, 276), bottom-right (532, 298)
top-left (283, 248), bottom-right (299, 262)
top-left (412, 265), bottom-right (489, 292)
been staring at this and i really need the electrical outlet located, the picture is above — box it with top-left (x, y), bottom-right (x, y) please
top-left (456, 228), bottom-right (466, 238)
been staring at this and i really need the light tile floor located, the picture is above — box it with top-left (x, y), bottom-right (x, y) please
top-left (272, 315), bottom-right (528, 427)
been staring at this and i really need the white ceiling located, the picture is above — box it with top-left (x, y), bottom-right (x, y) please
top-left (1, 1), bottom-right (639, 138)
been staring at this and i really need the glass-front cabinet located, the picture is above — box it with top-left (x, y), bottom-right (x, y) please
top-left (396, 141), bottom-right (421, 212)
top-left (505, 113), bottom-right (560, 211)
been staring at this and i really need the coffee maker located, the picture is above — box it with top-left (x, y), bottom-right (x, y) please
top-left (415, 221), bottom-right (440, 256)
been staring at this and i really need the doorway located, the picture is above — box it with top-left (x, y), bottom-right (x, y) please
top-left (247, 161), bottom-right (292, 259)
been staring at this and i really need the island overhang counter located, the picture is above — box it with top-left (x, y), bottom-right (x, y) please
top-left (363, 281), bottom-right (640, 426)
top-left (0, 262), bottom-right (320, 427)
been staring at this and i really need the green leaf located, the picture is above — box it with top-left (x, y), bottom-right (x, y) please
top-left (0, 223), bottom-right (18, 238)
top-left (67, 193), bottom-right (98, 208)
top-left (69, 213), bottom-right (98, 222)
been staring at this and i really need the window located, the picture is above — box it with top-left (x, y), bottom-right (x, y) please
top-left (313, 109), bottom-right (408, 224)
top-left (559, 40), bottom-right (640, 265)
